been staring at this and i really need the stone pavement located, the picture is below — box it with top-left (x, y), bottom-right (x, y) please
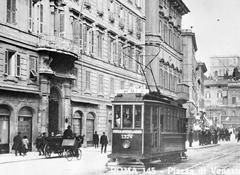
top-left (0, 146), bottom-right (112, 164)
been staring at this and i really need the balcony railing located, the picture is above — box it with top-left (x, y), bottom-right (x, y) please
top-left (176, 83), bottom-right (189, 103)
top-left (37, 34), bottom-right (80, 57)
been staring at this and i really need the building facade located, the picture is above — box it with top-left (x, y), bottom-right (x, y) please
top-left (181, 29), bottom-right (198, 130)
top-left (209, 55), bottom-right (240, 79)
top-left (145, 0), bottom-right (190, 103)
top-left (0, 0), bottom-right (146, 153)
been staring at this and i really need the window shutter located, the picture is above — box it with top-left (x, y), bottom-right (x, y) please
top-left (12, 0), bottom-right (16, 24)
top-left (7, 0), bottom-right (11, 23)
top-left (83, 25), bottom-right (87, 52)
top-left (4, 51), bottom-right (8, 75)
top-left (59, 13), bottom-right (65, 37)
top-left (90, 29), bottom-right (94, 54)
top-left (79, 22), bottom-right (83, 50)
top-left (16, 54), bottom-right (21, 77)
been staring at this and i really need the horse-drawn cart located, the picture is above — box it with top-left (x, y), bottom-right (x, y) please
top-left (43, 136), bottom-right (82, 160)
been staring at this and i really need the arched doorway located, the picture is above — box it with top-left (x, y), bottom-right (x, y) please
top-left (72, 111), bottom-right (83, 136)
top-left (18, 107), bottom-right (33, 150)
top-left (0, 105), bottom-right (10, 153)
top-left (86, 112), bottom-right (95, 145)
top-left (49, 87), bottom-right (61, 136)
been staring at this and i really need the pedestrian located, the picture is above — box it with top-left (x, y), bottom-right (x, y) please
top-left (41, 132), bottom-right (47, 155)
top-left (100, 132), bottom-right (108, 153)
top-left (12, 132), bottom-right (23, 156)
top-left (188, 129), bottom-right (193, 147)
top-left (63, 125), bottom-right (73, 139)
top-left (22, 136), bottom-right (29, 155)
top-left (35, 133), bottom-right (43, 156)
top-left (237, 131), bottom-right (240, 142)
top-left (93, 131), bottom-right (99, 148)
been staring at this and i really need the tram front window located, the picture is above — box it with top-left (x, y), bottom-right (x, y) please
top-left (114, 105), bottom-right (121, 128)
top-left (123, 105), bottom-right (133, 128)
top-left (135, 105), bottom-right (142, 128)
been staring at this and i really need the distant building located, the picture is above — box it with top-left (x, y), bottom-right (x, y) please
top-left (209, 56), bottom-right (240, 79)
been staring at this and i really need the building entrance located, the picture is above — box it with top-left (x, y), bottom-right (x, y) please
top-left (49, 88), bottom-right (61, 136)
top-left (0, 106), bottom-right (10, 153)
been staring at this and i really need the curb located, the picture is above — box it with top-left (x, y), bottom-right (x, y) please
top-left (187, 143), bottom-right (220, 150)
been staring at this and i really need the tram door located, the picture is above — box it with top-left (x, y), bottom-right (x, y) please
top-left (152, 106), bottom-right (158, 152)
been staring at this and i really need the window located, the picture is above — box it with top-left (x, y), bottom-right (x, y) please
top-left (123, 105), bottom-right (133, 128)
top-left (128, 13), bottom-right (133, 33)
top-left (136, 50), bottom-right (141, 73)
top-left (128, 46), bottom-right (134, 70)
top-left (164, 24), bottom-right (168, 43)
top-left (110, 77), bottom-right (114, 95)
top-left (83, 25), bottom-right (93, 55)
top-left (108, 36), bottom-right (116, 63)
top-left (98, 74), bottom-right (104, 93)
top-left (29, 56), bottom-right (38, 81)
top-left (39, 3), bottom-right (44, 34)
top-left (232, 97), bottom-right (236, 104)
top-left (4, 50), bottom-right (20, 77)
top-left (114, 105), bottom-right (121, 128)
top-left (135, 0), bottom-right (141, 9)
top-left (85, 71), bottom-right (91, 90)
top-left (7, 0), bottom-right (16, 24)
top-left (97, 31), bottom-right (103, 58)
top-left (72, 67), bottom-right (78, 87)
top-left (134, 105), bottom-right (142, 128)
top-left (217, 91), bottom-right (222, 99)
top-left (72, 19), bottom-right (80, 43)
top-left (97, 0), bottom-right (104, 12)
top-left (28, 0), bottom-right (33, 30)
top-left (118, 42), bottom-right (124, 66)
top-left (159, 20), bottom-right (162, 35)
top-left (159, 67), bottom-right (164, 88)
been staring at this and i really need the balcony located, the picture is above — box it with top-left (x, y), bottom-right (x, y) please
top-left (37, 34), bottom-right (80, 59)
top-left (176, 83), bottom-right (189, 104)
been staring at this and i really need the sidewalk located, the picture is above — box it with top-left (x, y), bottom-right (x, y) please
top-left (186, 140), bottom-right (236, 150)
top-left (0, 146), bottom-right (112, 164)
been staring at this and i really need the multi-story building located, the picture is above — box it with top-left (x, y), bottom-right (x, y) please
top-left (196, 62), bottom-right (207, 112)
top-left (0, 0), bottom-right (146, 153)
top-left (181, 29), bottom-right (198, 130)
top-left (145, 0), bottom-right (190, 110)
top-left (209, 55), bottom-right (240, 79)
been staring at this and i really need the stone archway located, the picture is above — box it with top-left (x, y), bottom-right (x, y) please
top-left (18, 107), bottom-right (33, 150)
top-left (72, 111), bottom-right (83, 136)
top-left (0, 105), bottom-right (11, 153)
top-left (48, 87), bottom-right (61, 136)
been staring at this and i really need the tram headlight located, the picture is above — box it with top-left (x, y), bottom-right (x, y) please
top-left (122, 140), bottom-right (131, 149)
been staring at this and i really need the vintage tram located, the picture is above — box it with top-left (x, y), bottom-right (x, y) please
top-left (107, 92), bottom-right (187, 170)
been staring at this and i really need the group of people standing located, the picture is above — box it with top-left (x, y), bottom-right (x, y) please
top-left (188, 127), bottom-right (235, 147)
top-left (93, 131), bottom-right (108, 153)
top-left (12, 132), bottom-right (29, 156)
top-left (12, 126), bottom-right (109, 156)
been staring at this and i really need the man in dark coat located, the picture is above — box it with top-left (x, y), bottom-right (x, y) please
top-left (93, 131), bottom-right (99, 148)
top-left (63, 125), bottom-right (73, 139)
top-left (12, 132), bottom-right (23, 156)
top-left (100, 132), bottom-right (108, 153)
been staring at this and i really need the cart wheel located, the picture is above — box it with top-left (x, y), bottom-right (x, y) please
top-left (44, 144), bottom-right (51, 158)
top-left (76, 148), bottom-right (82, 160)
top-left (65, 150), bottom-right (73, 161)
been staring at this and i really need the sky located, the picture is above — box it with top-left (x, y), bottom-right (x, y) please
top-left (182, 0), bottom-right (240, 74)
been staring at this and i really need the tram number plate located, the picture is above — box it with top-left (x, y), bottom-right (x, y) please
top-left (121, 134), bottom-right (133, 139)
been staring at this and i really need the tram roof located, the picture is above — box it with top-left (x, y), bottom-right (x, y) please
top-left (113, 92), bottom-right (180, 106)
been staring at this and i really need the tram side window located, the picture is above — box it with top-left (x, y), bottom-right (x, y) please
top-left (123, 105), bottom-right (133, 128)
top-left (134, 105), bottom-right (142, 128)
top-left (114, 105), bottom-right (121, 128)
